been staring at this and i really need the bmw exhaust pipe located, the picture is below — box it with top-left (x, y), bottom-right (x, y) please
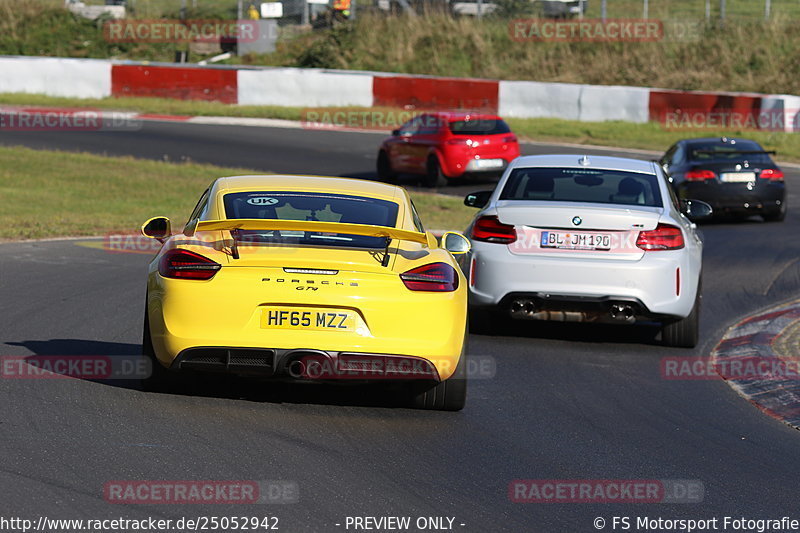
top-left (609, 304), bottom-right (635, 323)
top-left (510, 299), bottom-right (587, 322)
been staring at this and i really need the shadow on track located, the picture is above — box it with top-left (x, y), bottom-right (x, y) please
top-left (470, 320), bottom-right (662, 346)
top-left (5, 339), bottom-right (432, 410)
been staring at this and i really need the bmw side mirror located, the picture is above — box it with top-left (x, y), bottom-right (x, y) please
top-left (681, 200), bottom-right (713, 220)
top-left (464, 190), bottom-right (492, 208)
top-left (442, 232), bottom-right (471, 255)
top-left (141, 216), bottom-right (171, 242)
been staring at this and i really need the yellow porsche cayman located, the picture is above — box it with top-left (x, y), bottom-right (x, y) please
top-left (141, 175), bottom-right (470, 410)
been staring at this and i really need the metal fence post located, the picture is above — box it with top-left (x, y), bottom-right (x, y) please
top-left (719, 0), bottom-right (726, 21)
top-left (601, 0), bottom-right (606, 21)
top-left (643, 0), bottom-right (648, 19)
top-left (705, 0), bottom-right (711, 20)
top-left (765, 0), bottom-right (771, 20)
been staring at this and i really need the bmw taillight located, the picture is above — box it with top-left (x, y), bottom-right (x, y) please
top-left (159, 249), bottom-right (221, 280)
top-left (759, 169), bottom-right (784, 181)
top-left (447, 138), bottom-right (471, 146)
top-left (502, 135), bottom-right (517, 143)
top-left (684, 170), bottom-right (716, 181)
top-left (400, 263), bottom-right (458, 292)
top-left (636, 224), bottom-right (685, 251)
top-left (471, 216), bottom-right (517, 244)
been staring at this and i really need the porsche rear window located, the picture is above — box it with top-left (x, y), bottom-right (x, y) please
top-left (500, 167), bottom-right (663, 207)
top-left (222, 191), bottom-right (399, 249)
top-left (449, 119), bottom-right (511, 136)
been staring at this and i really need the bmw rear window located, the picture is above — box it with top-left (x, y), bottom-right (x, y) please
top-left (687, 140), bottom-right (774, 164)
top-left (500, 167), bottom-right (663, 207)
top-left (223, 192), bottom-right (399, 249)
top-left (449, 119), bottom-right (511, 136)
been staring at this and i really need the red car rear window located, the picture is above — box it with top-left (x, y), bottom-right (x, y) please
top-left (449, 119), bottom-right (511, 136)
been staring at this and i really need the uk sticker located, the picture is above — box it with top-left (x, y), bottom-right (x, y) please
top-left (247, 197), bottom-right (279, 206)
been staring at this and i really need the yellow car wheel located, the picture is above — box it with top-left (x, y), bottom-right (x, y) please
top-left (141, 308), bottom-right (172, 392)
top-left (410, 345), bottom-right (467, 411)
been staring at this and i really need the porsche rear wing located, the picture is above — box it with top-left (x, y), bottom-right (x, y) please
top-left (185, 218), bottom-right (429, 245)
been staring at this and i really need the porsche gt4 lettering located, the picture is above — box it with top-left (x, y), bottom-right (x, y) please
top-left (262, 278), bottom-right (359, 287)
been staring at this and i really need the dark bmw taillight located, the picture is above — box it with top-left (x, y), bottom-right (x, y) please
top-left (636, 224), bottom-right (685, 251)
top-left (471, 216), bottom-right (517, 244)
top-left (400, 263), bottom-right (458, 292)
top-left (759, 169), bottom-right (784, 181)
top-left (502, 134), bottom-right (518, 144)
top-left (684, 170), bottom-right (716, 181)
top-left (159, 249), bottom-right (221, 280)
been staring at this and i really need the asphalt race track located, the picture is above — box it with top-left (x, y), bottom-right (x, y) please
top-left (2, 121), bottom-right (800, 531)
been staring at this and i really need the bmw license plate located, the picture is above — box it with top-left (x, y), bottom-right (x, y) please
top-left (540, 231), bottom-right (611, 251)
top-left (721, 172), bottom-right (756, 182)
top-left (261, 307), bottom-right (355, 331)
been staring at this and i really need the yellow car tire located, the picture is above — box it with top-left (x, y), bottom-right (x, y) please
top-left (410, 345), bottom-right (467, 411)
top-left (141, 308), bottom-right (173, 392)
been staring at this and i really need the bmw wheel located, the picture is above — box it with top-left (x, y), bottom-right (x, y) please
top-left (661, 291), bottom-right (700, 348)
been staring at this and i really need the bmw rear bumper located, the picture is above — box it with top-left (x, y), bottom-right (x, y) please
top-left (468, 243), bottom-right (698, 319)
top-left (677, 182), bottom-right (785, 216)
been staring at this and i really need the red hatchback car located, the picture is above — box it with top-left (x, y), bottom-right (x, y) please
top-left (377, 112), bottom-right (520, 187)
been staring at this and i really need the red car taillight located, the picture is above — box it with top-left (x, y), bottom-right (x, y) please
top-left (159, 249), bottom-right (221, 280)
top-left (636, 224), bottom-right (685, 251)
top-left (684, 170), bottom-right (716, 181)
top-left (446, 138), bottom-right (471, 146)
top-left (503, 135), bottom-right (517, 143)
top-left (400, 263), bottom-right (458, 292)
top-left (759, 169), bottom-right (784, 181)
top-left (471, 216), bottom-right (517, 244)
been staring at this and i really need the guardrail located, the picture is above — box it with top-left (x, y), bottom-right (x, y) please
top-left (0, 55), bottom-right (797, 131)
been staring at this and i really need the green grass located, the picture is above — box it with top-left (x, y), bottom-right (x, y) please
top-left (251, 13), bottom-right (800, 94)
top-left (0, 93), bottom-right (306, 120)
top-left (0, 145), bottom-right (474, 240)
top-left (2, 93), bottom-right (798, 163)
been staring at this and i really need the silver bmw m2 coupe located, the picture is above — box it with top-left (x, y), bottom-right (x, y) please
top-left (464, 154), bottom-right (712, 348)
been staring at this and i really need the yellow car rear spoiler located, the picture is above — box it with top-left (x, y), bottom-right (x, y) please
top-left (186, 218), bottom-right (429, 245)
